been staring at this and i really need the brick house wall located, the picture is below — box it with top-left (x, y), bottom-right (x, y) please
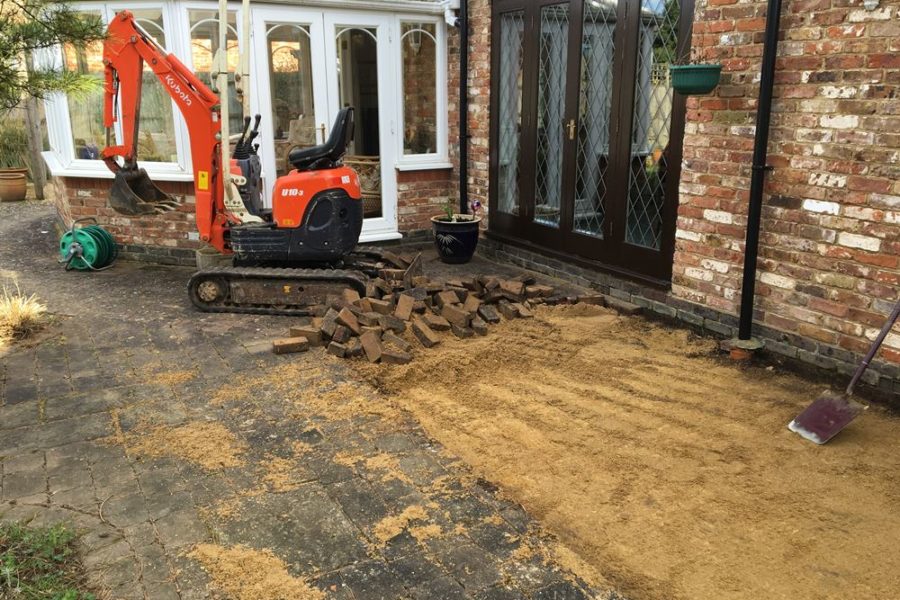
top-left (52, 176), bottom-right (200, 265)
top-left (672, 0), bottom-right (899, 362)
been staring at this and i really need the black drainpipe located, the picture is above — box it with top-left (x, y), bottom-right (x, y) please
top-left (737, 0), bottom-right (783, 341)
top-left (457, 0), bottom-right (469, 214)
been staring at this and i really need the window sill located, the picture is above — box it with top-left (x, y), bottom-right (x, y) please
top-left (395, 161), bottom-right (454, 172)
top-left (42, 151), bottom-right (195, 182)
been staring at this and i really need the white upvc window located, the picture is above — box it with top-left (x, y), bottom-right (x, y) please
top-left (41, 1), bottom-right (193, 180)
top-left (394, 15), bottom-right (450, 170)
top-left (42, 0), bottom-right (450, 181)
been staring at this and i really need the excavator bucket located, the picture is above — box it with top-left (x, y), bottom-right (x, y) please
top-left (109, 167), bottom-right (181, 215)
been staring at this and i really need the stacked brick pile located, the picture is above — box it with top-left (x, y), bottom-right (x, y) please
top-left (271, 253), bottom-right (618, 364)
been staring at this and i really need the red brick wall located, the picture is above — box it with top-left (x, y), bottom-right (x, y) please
top-left (674, 0), bottom-right (900, 364)
top-left (53, 176), bottom-right (201, 257)
top-left (397, 168), bottom-right (454, 231)
top-left (447, 0), bottom-right (492, 226)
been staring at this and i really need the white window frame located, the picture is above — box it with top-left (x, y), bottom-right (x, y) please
top-left (42, 0), bottom-right (451, 181)
top-left (41, 1), bottom-right (194, 181)
top-left (393, 14), bottom-right (450, 171)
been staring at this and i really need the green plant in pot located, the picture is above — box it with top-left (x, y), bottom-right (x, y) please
top-left (670, 48), bottom-right (722, 96)
top-left (431, 199), bottom-right (483, 264)
top-left (0, 121), bottom-right (29, 202)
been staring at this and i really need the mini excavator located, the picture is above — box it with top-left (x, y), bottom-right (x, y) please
top-left (101, 5), bottom-right (391, 315)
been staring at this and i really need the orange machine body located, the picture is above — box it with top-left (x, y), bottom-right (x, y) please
top-left (271, 166), bottom-right (361, 228)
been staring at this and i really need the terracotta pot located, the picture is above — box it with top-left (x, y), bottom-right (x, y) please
top-left (0, 167), bottom-right (28, 177)
top-left (0, 173), bottom-right (27, 202)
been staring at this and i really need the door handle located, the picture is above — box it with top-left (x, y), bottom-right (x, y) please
top-left (319, 123), bottom-right (326, 143)
top-left (566, 118), bottom-right (576, 141)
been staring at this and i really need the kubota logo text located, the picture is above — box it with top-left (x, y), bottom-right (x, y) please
top-left (165, 75), bottom-right (192, 106)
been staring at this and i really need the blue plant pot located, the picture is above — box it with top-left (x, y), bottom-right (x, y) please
top-left (431, 215), bottom-right (482, 264)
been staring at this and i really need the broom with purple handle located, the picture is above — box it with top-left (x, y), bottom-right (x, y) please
top-left (788, 296), bottom-right (900, 445)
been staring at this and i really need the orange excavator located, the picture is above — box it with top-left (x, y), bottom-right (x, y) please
top-left (101, 9), bottom-right (385, 314)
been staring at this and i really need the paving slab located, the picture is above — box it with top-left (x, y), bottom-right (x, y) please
top-left (0, 201), bottom-right (603, 600)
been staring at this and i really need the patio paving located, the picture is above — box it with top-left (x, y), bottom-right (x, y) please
top-left (0, 201), bottom-right (603, 600)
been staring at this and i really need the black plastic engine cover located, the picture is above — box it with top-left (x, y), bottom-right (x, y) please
top-left (229, 189), bottom-right (363, 264)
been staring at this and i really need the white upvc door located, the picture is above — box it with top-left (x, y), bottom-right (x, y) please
top-left (323, 11), bottom-right (398, 242)
top-left (250, 7), bottom-right (399, 241)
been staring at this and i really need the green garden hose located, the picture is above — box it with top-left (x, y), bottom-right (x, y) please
top-left (59, 218), bottom-right (118, 271)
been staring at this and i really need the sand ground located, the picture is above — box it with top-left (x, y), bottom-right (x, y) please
top-left (363, 304), bottom-right (900, 600)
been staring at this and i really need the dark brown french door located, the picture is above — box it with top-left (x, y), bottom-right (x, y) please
top-left (489, 0), bottom-right (692, 283)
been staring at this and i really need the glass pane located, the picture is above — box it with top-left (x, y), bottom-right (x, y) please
top-left (497, 11), bottom-right (525, 216)
top-left (626, 0), bottom-right (679, 249)
top-left (63, 9), bottom-right (104, 161)
top-left (117, 9), bottom-right (178, 163)
top-left (267, 23), bottom-right (316, 178)
top-left (573, 0), bottom-right (617, 239)
top-left (401, 23), bottom-right (437, 155)
top-left (534, 4), bottom-right (569, 228)
top-left (336, 27), bottom-right (382, 219)
top-left (189, 10), bottom-right (243, 134)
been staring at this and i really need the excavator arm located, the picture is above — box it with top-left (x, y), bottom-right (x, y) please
top-left (101, 10), bottom-right (231, 252)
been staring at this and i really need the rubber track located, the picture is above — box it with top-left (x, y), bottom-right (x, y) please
top-left (188, 266), bottom-right (368, 316)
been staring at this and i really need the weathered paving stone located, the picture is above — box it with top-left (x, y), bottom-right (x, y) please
top-left (338, 559), bottom-right (410, 599)
top-left (432, 542), bottom-right (503, 592)
top-left (221, 485), bottom-right (368, 572)
top-left (1, 471), bottom-right (46, 500)
top-left (154, 508), bottom-right (209, 548)
top-left (532, 580), bottom-right (591, 600)
top-left (410, 575), bottom-right (468, 600)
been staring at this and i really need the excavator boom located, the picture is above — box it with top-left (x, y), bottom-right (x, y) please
top-left (102, 11), bottom-right (231, 252)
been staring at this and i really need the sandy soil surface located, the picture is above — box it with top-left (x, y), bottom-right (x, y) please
top-left (363, 304), bottom-right (900, 600)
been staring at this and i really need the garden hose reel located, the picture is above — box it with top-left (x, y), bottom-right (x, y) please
top-left (59, 218), bottom-right (118, 271)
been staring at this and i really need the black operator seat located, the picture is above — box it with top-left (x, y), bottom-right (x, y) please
top-left (288, 107), bottom-right (355, 172)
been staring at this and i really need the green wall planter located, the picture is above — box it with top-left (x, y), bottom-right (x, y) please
top-left (670, 64), bottom-right (723, 95)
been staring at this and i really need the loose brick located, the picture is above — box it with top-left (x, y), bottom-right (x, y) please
top-left (395, 294), bottom-right (415, 321)
top-left (382, 349), bottom-right (412, 365)
top-left (512, 303), bottom-right (534, 319)
top-left (346, 337), bottom-right (364, 358)
top-left (337, 308), bottom-right (361, 335)
top-left (368, 298), bottom-right (393, 315)
top-left (273, 337), bottom-right (309, 354)
top-left (361, 325), bottom-right (382, 336)
top-left (320, 308), bottom-right (340, 337)
top-left (288, 326), bottom-right (323, 346)
top-left (380, 250), bottom-right (406, 268)
top-left (359, 330), bottom-right (383, 363)
top-left (477, 304), bottom-right (501, 324)
top-left (332, 325), bottom-right (352, 344)
top-left (422, 313), bottom-right (451, 331)
top-left (403, 287), bottom-right (429, 301)
top-left (382, 331), bottom-right (413, 352)
top-left (471, 316), bottom-right (489, 336)
top-left (357, 297), bottom-right (373, 313)
top-left (463, 295), bottom-right (482, 314)
top-left (412, 318), bottom-right (441, 348)
top-left (327, 341), bottom-right (347, 358)
top-left (441, 304), bottom-right (471, 328)
top-left (526, 284), bottom-right (554, 298)
top-left (435, 290), bottom-right (460, 307)
top-left (358, 312), bottom-right (381, 327)
top-left (500, 279), bottom-right (526, 301)
top-left (342, 288), bottom-right (361, 303)
top-left (378, 314), bottom-right (407, 334)
top-left (497, 301), bottom-right (520, 320)
top-left (451, 324), bottom-right (474, 339)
